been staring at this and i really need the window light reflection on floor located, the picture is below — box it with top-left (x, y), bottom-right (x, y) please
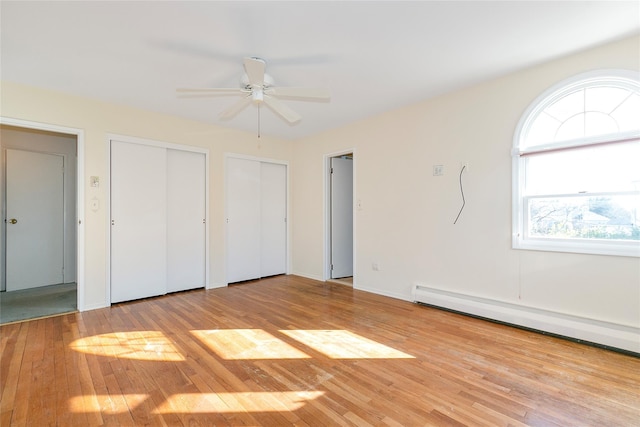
top-left (68, 391), bottom-right (324, 414)
top-left (280, 330), bottom-right (415, 359)
top-left (152, 391), bottom-right (325, 414)
top-left (191, 329), bottom-right (311, 360)
top-left (69, 329), bottom-right (412, 364)
top-left (68, 394), bottom-right (149, 414)
top-left (69, 331), bottom-right (185, 361)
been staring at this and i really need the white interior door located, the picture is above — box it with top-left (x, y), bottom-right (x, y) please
top-left (260, 162), bottom-right (287, 277)
top-left (167, 149), bottom-right (206, 293)
top-left (330, 157), bottom-right (353, 279)
top-left (110, 141), bottom-right (167, 303)
top-left (226, 157), bottom-right (261, 283)
top-left (5, 149), bottom-right (64, 291)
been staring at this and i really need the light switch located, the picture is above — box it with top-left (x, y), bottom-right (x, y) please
top-left (90, 176), bottom-right (100, 188)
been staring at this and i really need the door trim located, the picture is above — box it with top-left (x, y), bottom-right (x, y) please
top-left (106, 133), bottom-right (210, 304)
top-left (1, 117), bottom-right (85, 311)
top-left (324, 149), bottom-right (356, 284)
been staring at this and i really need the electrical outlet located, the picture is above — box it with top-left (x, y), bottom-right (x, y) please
top-left (372, 262), bottom-right (379, 271)
top-left (433, 165), bottom-right (444, 176)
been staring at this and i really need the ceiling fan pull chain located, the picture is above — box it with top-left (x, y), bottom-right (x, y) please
top-left (257, 104), bottom-right (261, 139)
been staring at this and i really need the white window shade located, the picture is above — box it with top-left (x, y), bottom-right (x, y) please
top-left (513, 70), bottom-right (640, 257)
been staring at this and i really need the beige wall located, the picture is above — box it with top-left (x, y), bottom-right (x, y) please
top-left (292, 35), bottom-right (640, 329)
top-left (0, 82), bottom-right (293, 309)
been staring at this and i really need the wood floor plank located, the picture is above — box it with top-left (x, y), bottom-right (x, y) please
top-left (1, 275), bottom-right (639, 426)
top-left (0, 324), bottom-right (24, 414)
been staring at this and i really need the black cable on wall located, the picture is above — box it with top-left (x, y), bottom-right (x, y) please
top-left (453, 165), bottom-right (466, 224)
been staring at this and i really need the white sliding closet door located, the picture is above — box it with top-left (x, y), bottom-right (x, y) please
top-left (227, 158), bottom-right (261, 283)
top-left (167, 150), bottom-right (206, 293)
top-left (226, 157), bottom-right (286, 283)
top-left (261, 162), bottom-right (287, 277)
top-left (111, 141), bottom-right (167, 303)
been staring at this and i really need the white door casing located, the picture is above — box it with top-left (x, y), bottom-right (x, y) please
top-left (6, 149), bottom-right (64, 291)
top-left (330, 157), bottom-right (353, 279)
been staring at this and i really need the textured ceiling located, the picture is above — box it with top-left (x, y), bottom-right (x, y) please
top-left (2, 1), bottom-right (639, 139)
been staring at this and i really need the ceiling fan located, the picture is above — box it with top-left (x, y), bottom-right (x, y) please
top-left (177, 57), bottom-right (330, 124)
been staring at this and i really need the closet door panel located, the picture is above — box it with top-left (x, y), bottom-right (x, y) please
top-left (167, 150), bottom-right (206, 293)
top-left (111, 141), bottom-right (167, 303)
top-left (260, 162), bottom-right (287, 277)
top-left (226, 157), bottom-right (261, 283)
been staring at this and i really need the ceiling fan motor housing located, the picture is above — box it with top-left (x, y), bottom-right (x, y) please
top-left (242, 73), bottom-right (274, 106)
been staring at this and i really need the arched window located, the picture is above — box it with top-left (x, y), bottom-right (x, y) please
top-left (513, 70), bottom-right (640, 257)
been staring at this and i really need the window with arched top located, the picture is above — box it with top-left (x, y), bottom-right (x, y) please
top-left (513, 70), bottom-right (640, 257)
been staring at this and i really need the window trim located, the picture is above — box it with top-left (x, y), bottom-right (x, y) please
top-left (512, 69), bottom-right (640, 257)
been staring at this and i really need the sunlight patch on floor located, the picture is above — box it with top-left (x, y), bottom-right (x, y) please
top-left (68, 391), bottom-right (324, 415)
top-left (280, 330), bottom-right (414, 359)
top-left (69, 331), bottom-right (185, 361)
top-left (191, 329), bottom-right (311, 360)
top-left (152, 391), bottom-right (325, 414)
top-left (68, 394), bottom-right (149, 414)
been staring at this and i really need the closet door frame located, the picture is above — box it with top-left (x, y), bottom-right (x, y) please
top-left (106, 134), bottom-right (209, 304)
top-left (224, 153), bottom-right (290, 285)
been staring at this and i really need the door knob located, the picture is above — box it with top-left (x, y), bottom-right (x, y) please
top-left (9, 218), bottom-right (17, 224)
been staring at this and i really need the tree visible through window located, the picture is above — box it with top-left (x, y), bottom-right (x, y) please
top-left (513, 70), bottom-right (640, 257)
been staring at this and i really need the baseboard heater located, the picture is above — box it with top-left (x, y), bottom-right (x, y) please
top-left (412, 284), bottom-right (640, 355)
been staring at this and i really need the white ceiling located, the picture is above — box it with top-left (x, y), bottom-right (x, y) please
top-left (2, 1), bottom-right (639, 140)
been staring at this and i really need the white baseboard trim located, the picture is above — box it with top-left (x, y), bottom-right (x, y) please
top-left (291, 272), bottom-right (325, 282)
top-left (81, 302), bottom-right (110, 312)
top-left (413, 285), bottom-right (640, 354)
top-left (207, 283), bottom-right (227, 290)
top-left (355, 286), bottom-right (412, 303)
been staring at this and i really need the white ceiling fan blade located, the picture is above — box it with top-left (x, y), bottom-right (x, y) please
top-left (177, 87), bottom-right (245, 95)
top-left (243, 57), bottom-right (266, 87)
top-left (263, 95), bottom-right (301, 124)
top-left (219, 95), bottom-right (252, 120)
top-left (266, 87), bottom-right (330, 100)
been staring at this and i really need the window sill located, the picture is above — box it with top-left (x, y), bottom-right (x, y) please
top-left (513, 237), bottom-right (640, 258)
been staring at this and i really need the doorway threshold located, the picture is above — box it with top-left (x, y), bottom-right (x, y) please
top-left (327, 277), bottom-right (353, 286)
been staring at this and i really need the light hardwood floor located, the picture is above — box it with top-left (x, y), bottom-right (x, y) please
top-left (1, 275), bottom-right (638, 426)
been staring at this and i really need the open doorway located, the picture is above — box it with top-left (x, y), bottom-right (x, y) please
top-left (1, 123), bottom-right (81, 323)
top-left (326, 151), bottom-right (354, 286)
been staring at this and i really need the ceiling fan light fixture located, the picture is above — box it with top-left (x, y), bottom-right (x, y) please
top-left (251, 89), bottom-right (264, 104)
